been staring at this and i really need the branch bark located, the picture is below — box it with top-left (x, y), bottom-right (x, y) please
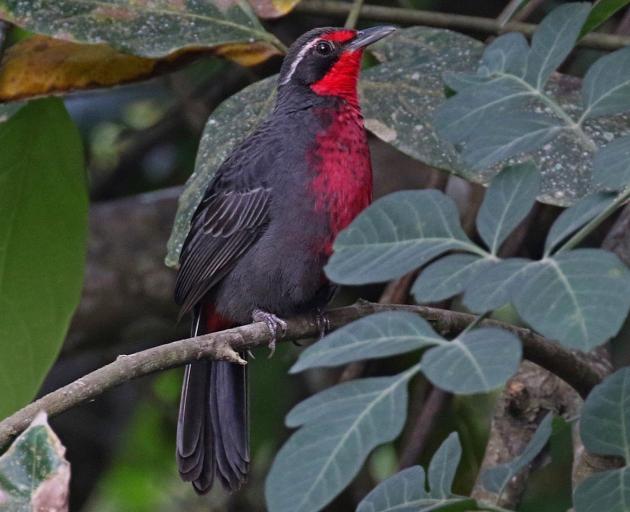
top-left (295, 0), bottom-right (630, 51)
top-left (0, 302), bottom-right (607, 450)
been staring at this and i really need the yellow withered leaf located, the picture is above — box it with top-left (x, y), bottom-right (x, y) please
top-left (0, 36), bottom-right (156, 101)
top-left (249, 0), bottom-right (301, 18)
top-left (0, 35), bottom-right (280, 102)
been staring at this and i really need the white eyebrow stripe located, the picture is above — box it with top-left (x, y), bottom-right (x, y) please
top-left (280, 38), bottom-right (320, 85)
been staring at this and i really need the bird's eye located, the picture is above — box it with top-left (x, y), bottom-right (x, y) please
top-left (315, 41), bottom-right (334, 56)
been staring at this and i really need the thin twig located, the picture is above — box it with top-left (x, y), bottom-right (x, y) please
top-left (0, 302), bottom-right (607, 449)
top-left (344, 0), bottom-right (364, 29)
top-left (295, 1), bottom-right (630, 51)
top-left (399, 385), bottom-right (451, 469)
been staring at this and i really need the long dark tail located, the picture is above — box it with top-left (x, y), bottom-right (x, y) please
top-left (176, 306), bottom-right (249, 493)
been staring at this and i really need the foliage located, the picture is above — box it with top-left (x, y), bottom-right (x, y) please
top-left (357, 434), bottom-right (477, 512)
top-left (0, 99), bottom-right (87, 419)
top-left (575, 368), bottom-right (630, 512)
top-left (0, 412), bottom-right (70, 512)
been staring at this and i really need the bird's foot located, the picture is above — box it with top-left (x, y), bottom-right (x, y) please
top-left (252, 309), bottom-right (287, 358)
top-left (315, 308), bottom-right (330, 339)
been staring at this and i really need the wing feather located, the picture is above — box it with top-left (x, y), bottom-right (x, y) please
top-left (175, 187), bottom-right (271, 316)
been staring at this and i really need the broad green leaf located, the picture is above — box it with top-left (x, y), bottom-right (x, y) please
top-left (421, 328), bottom-right (521, 394)
top-left (0, 412), bottom-right (70, 512)
top-left (434, 76), bottom-right (534, 144)
top-left (462, 258), bottom-right (532, 313)
top-left (0, 0), bottom-right (283, 59)
top-left (580, 368), bottom-right (630, 461)
top-left (577, 371), bottom-right (630, 512)
top-left (592, 134), bottom-right (630, 190)
top-left (513, 249), bottom-right (630, 350)
top-left (166, 76), bottom-right (276, 267)
top-left (442, 71), bottom-right (490, 92)
top-left (574, 467), bottom-right (630, 512)
top-left (476, 162), bottom-right (540, 255)
top-left (266, 369), bottom-right (418, 512)
top-left (357, 466), bottom-right (474, 512)
top-left (428, 433), bottom-right (461, 499)
top-left (524, 3), bottom-right (591, 90)
top-left (582, 46), bottom-right (630, 119)
top-left (325, 190), bottom-right (484, 285)
top-left (357, 434), bottom-right (474, 512)
top-left (360, 27), bottom-right (484, 184)
top-left (0, 99), bottom-right (87, 418)
top-left (580, 0), bottom-right (630, 37)
top-left (479, 32), bottom-right (529, 77)
top-left (481, 413), bottom-right (553, 494)
top-left (544, 191), bottom-right (617, 255)
top-left (290, 312), bottom-right (442, 374)
top-left (462, 113), bottom-right (563, 170)
top-left (412, 254), bottom-right (495, 303)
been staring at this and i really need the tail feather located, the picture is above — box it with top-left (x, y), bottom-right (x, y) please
top-left (176, 307), bottom-right (249, 494)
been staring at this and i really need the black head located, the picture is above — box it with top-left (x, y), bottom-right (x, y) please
top-left (277, 26), bottom-right (396, 92)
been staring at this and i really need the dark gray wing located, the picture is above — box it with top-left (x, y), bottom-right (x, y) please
top-left (174, 187), bottom-right (271, 316)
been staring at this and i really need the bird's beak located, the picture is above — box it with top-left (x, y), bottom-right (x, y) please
top-left (346, 25), bottom-right (397, 50)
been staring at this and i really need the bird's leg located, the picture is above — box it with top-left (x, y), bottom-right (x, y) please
top-left (252, 309), bottom-right (287, 358)
top-left (315, 308), bottom-right (330, 339)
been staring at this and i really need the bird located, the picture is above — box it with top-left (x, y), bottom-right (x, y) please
top-left (174, 25), bottom-right (396, 494)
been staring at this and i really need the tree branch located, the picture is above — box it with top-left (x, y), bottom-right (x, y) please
top-left (295, 0), bottom-right (630, 51)
top-left (0, 302), bottom-right (606, 450)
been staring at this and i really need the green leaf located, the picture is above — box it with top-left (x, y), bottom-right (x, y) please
top-left (0, 99), bottom-right (87, 419)
top-left (434, 76), bottom-right (534, 144)
top-left (582, 46), bottom-right (630, 119)
top-left (574, 467), bottom-right (630, 512)
top-left (357, 434), bottom-right (475, 512)
top-left (290, 312), bottom-right (442, 374)
top-left (325, 190), bottom-right (484, 285)
top-left (165, 76), bottom-right (276, 267)
top-left (544, 191), bottom-right (617, 255)
top-left (580, 368), bottom-right (630, 461)
top-left (0, 412), bottom-right (70, 511)
top-left (513, 249), bottom-right (630, 350)
top-left (266, 369), bottom-right (418, 512)
top-left (576, 371), bottom-right (630, 512)
top-left (479, 32), bottom-right (529, 77)
top-left (592, 134), bottom-right (630, 191)
top-left (524, 2), bottom-right (591, 90)
top-left (481, 413), bottom-right (553, 495)
top-left (580, 0), bottom-right (630, 37)
top-left (462, 258), bottom-right (532, 314)
top-left (462, 113), bottom-right (563, 170)
top-left (412, 254), bottom-right (495, 303)
top-left (476, 162), bottom-right (540, 255)
top-left (357, 466), bottom-right (475, 512)
top-left (421, 327), bottom-right (521, 394)
top-left (0, 0), bottom-right (282, 59)
top-left (428, 433), bottom-right (462, 499)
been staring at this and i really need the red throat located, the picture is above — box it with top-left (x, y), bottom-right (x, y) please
top-left (311, 50), bottom-right (363, 107)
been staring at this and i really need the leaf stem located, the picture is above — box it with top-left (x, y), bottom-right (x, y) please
top-left (555, 187), bottom-right (630, 254)
top-left (344, 0), bottom-right (364, 29)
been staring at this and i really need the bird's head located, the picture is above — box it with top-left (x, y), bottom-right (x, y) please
top-left (278, 26), bottom-right (396, 106)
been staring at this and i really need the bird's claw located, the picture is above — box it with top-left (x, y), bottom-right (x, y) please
top-left (252, 309), bottom-right (287, 358)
